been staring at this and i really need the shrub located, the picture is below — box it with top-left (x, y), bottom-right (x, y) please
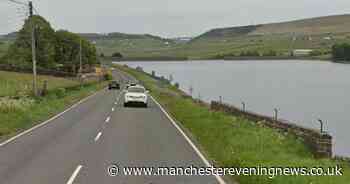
top-left (104, 73), bottom-right (113, 81)
top-left (55, 88), bottom-right (66, 98)
top-left (332, 43), bottom-right (350, 62)
top-left (262, 50), bottom-right (277, 56)
top-left (112, 52), bottom-right (123, 58)
top-left (0, 97), bottom-right (34, 112)
top-left (240, 50), bottom-right (260, 57)
top-left (310, 50), bottom-right (323, 56)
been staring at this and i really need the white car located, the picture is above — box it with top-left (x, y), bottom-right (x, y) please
top-left (124, 85), bottom-right (148, 107)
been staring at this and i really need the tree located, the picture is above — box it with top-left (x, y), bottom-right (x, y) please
top-left (2, 16), bottom-right (97, 73)
top-left (112, 52), bottom-right (123, 58)
top-left (332, 43), bottom-right (350, 62)
top-left (4, 15), bottom-right (56, 69)
top-left (54, 30), bottom-right (97, 73)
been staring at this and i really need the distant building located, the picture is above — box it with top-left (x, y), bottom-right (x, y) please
top-left (293, 49), bottom-right (313, 56)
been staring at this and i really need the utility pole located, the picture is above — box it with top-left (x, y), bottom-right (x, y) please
top-left (29, 1), bottom-right (38, 96)
top-left (79, 39), bottom-right (82, 74)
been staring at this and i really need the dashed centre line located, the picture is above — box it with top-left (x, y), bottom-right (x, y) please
top-left (66, 165), bottom-right (83, 184)
top-left (105, 116), bottom-right (110, 123)
top-left (94, 132), bottom-right (102, 142)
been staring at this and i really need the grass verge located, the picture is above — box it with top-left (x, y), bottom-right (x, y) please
top-left (0, 71), bottom-right (80, 97)
top-left (0, 79), bottom-right (107, 140)
top-left (115, 64), bottom-right (349, 184)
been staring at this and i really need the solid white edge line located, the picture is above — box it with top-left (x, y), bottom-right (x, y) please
top-left (94, 132), bottom-right (102, 142)
top-left (67, 165), bottom-right (83, 184)
top-left (150, 96), bottom-right (227, 184)
top-left (0, 88), bottom-right (105, 147)
top-left (105, 117), bottom-right (111, 123)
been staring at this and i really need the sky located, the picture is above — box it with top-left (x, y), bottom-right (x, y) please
top-left (1, 0), bottom-right (350, 38)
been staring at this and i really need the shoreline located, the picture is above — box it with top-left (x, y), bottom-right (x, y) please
top-left (107, 56), bottom-right (337, 62)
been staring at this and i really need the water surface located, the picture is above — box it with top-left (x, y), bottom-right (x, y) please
top-left (119, 60), bottom-right (350, 157)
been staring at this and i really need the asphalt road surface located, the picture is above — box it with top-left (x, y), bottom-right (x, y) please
top-left (0, 70), bottom-right (221, 184)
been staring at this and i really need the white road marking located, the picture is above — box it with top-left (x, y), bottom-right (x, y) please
top-left (112, 107), bottom-right (115, 112)
top-left (0, 88), bottom-right (106, 147)
top-left (67, 165), bottom-right (83, 184)
top-left (150, 96), bottom-right (227, 184)
top-left (105, 117), bottom-right (111, 123)
top-left (94, 132), bottom-right (102, 142)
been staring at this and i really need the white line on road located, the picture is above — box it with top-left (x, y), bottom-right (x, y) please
top-left (150, 96), bottom-right (227, 184)
top-left (105, 117), bottom-right (111, 123)
top-left (67, 165), bottom-right (83, 184)
top-left (0, 88), bottom-right (106, 147)
top-left (112, 107), bottom-right (115, 112)
top-left (94, 132), bottom-right (102, 142)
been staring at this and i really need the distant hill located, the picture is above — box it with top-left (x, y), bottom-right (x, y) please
top-left (196, 14), bottom-right (350, 39)
top-left (0, 32), bottom-right (17, 40)
top-left (79, 32), bottom-right (171, 42)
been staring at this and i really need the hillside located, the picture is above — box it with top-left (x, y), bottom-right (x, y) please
top-left (79, 32), bottom-right (171, 42)
top-left (2, 14), bottom-right (350, 60)
top-left (197, 14), bottom-right (350, 39)
top-left (86, 32), bottom-right (184, 58)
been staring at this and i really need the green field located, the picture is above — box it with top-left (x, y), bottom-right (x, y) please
top-left (92, 14), bottom-right (350, 60)
top-left (95, 31), bottom-right (350, 60)
top-left (116, 64), bottom-right (350, 184)
top-left (0, 71), bottom-right (79, 97)
top-left (0, 41), bottom-right (10, 58)
top-left (0, 71), bottom-right (107, 139)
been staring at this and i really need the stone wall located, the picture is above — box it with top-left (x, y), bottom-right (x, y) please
top-left (210, 101), bottom-right (333, 158)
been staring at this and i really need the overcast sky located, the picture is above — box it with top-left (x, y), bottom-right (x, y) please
top-left (1, 0), bottom-right (350, 37)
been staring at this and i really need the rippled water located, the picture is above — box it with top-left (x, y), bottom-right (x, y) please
top-left (118, 60), bottom-right (350, 157)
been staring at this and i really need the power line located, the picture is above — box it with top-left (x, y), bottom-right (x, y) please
top-left (5, 0), bottom-right (28, 6)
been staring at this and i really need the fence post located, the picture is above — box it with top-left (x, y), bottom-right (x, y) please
top-left (241, 101), bottom-right (246, 112)
top-left (318, 119), bottom-right (324, 133)
top-left (274, 108), bottom-right (279, 121)
top-left (41, 80), bottom-right (48, 96)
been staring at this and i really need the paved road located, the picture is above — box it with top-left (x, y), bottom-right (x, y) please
top-left (0, 70), bottom-right (220, 184)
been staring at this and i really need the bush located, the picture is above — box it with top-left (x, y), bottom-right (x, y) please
top-left (104, 73), bottom-right (113, 81)
top-left (310, 50), bottom-right (323, 56)
top-left (240, 50), bottom-right (260, 57)
top-left (0, 97), bottom-right (34, 112)
top-left (262, 50), bottom-right (277, 56)
top-left (112, 52), bottom-right (123, 58)
top-left (55, 88), bottom-right (66, 98)
top-left (332, 43), bottom-right (350, 62)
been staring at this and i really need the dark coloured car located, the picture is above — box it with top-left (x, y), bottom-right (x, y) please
top-left (108, 81), bottom-right (120, 90)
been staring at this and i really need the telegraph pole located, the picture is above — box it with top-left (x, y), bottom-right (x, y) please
top-left (29, 1), bottom-right (38, 96)
top-left (79, 39), bottom-right (82, 74)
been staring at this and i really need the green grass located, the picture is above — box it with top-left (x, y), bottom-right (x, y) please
top-left (116, 64), bottom-right (350, 184)
top-left (96, 37), bottom-right (186, 58)
top-left (0, 41), bottom-right (10, 58)
top-left (0, 70), bottom-right (107, 140)
top-left (96, 33), bottom-right (346, 60)
top-left (0, 71), bottom-right (79, 97)
top-left (0, 80), bottom-right (107, 139)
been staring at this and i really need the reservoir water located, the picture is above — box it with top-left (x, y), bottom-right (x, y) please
top-left (119, 60), bottom-right (350, 157)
